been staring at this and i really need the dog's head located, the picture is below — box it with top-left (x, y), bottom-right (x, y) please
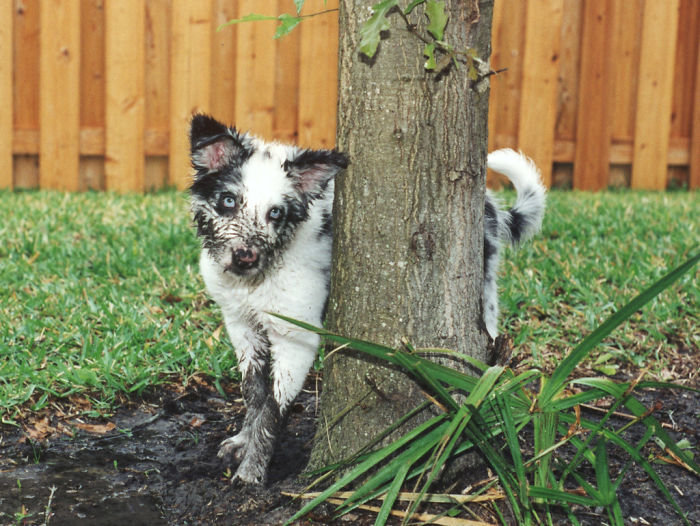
top-left (188, 114), bottom-right (348, 278)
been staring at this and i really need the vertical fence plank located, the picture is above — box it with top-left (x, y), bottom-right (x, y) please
top-left (517, 0), bottom-right (563, 187)
top-left (631, 0), bottom-right (680, 189)
top-left (80, 0), bottom-right (106, 191)
top-left (169, 0), bottom-right (212, 189)
top-left (573, 0), bottom-right (613, 191)
top-left (672, 0), bottom-right (699, 188)
top-left (273, 0), bottom-right (300, 144)
top-left (555, 0), bottom-right (583, 143)
top-left (105, 0), bottom-right (145, 192)
top-left (486, 0), bottom-right (504, 156)
top-left (81, 0), bottom-right (105, 128)
top-left (0, 0), bottom-right (12, 188)
top-left (13, 0), bottom-right (40, 188)
top-left (235, 0), bottom-right (276, 137)
top-left (211, 0), bottom-right (238, 126)
top-left (608, 0), bottom-right (643, 188)
top-left (690, 30), bottom-right (700, 189)
top-left (145, 0), bottom-right (171, 190)
top-left (39, 0), bottom-right (80, 191)
top-left (298, 0), bottom-right (339, 149)
top-left (609, 0), bottom-right (642, 143)
top-left (488, 0), bottom-right (526, 152)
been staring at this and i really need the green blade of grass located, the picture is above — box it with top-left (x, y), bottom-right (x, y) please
top-left (559, 412), bottom-right (692, 525)
top-left (527, 486), bottom-right (597, 508)
top-left (336, 421), bottom-right (452, 512)
top-left (284, 414), bottom-right (446, 525)
top-left (540, 251), bottom-right (699, 406)
top-left (586, 442), bottom-right (626, 526)
top-left (374, 462), bottom-right (410, 526)
top-left (305, 399), bottom-right (433, 477)
top-left (495, 396), bottom-right (528, 510)
top-left (593, 439), bottom-right (614, 506)
top-left (402, 369), bottom-right (505, 520)
top-left (574, 377), bottom-right (700, 475)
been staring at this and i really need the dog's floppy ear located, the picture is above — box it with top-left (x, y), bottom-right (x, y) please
top-left (189, 114), bottom-right (251, 174)
top-left (285, 149), bottom-right (349, 197)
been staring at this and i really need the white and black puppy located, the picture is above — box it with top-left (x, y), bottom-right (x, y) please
top-left (189, 114), bottom-right (346, 485)
top-left (188, 114), bottom-right (545, 485)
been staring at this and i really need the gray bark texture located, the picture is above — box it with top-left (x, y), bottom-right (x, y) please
top-left (309, 0), bottom-right (494, 469)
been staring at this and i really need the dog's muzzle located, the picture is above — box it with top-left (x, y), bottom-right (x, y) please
top-left (230, 246), bottom-right (260, 272)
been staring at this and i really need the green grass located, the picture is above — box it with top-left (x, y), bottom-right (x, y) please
top-left (0, 189), bottom-right (697, 423)
top-left (0, 190), bottom-right (234, 423)
top-left (500, 190), bottom-right (699, 376)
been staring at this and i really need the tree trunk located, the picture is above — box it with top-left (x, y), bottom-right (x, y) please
top-left (309, 0), bottom-right (494, 469)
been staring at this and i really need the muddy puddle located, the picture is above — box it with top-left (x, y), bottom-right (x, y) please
top-left (1, 384), bottom-right (318, 525)
top-left (1, 380), bottom-right (698, 525)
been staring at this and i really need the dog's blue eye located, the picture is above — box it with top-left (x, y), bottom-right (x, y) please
top-left (268, 207), bottom-right (283, 221)
top-left (221, 195), bottom-right (236, 208)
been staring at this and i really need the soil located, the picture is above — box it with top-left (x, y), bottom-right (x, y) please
top-left (0, 376), bottom-right (698, 526)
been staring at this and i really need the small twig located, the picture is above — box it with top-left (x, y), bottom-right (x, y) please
top-left (42, 485), bottom-right (57, 526)
top-left (282, 490), bottom-right (504, 504)
top-left (579, 403), bottom-right (672, 429)
top-left (283, 491), bottom-right (498, 526)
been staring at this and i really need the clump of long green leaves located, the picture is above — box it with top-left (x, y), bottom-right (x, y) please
top-left (278, 251), bottom-right (699, 526)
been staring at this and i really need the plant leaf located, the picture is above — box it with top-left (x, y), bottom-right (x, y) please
top-left (359, 0), bottom-right (398, 58)
top-left (274, 14), bottom-right (303, 39)
top-left (294, 0), bottom-right (305, 14)
top-left (374, 462), bottom-right (410, 525)
top-left (425, 0), bottom-right (448, 41)
top-left (404, 0), bottom-right (425, 15)
top-left (424, 43), bottom-right (437, 70)
top-left (217, 13), bottom-right (279, 32)
top-left (528, 486), bottom-right (596, 508)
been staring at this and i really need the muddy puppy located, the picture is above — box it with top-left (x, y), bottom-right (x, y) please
top-left (188, 114), bottom-right (545, 485)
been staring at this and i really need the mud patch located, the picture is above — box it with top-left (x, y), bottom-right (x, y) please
top-left (1, 380), bottom-right (698, 525)
top-left (1, 381), bottom-right (320, 526)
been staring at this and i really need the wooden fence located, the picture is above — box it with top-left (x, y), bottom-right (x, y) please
top-left (1, 0), bottom-right (698, 192)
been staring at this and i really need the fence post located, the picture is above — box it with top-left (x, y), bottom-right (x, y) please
top-left (573, 0), bottom-right (613, 191)
top-left (517, 0), bottom-right (564, 188)
top-left (0, 0), bottom-right (12, 189)
top-left (690, 30), bottom-right (700, 190)
top-left (298, 0), bottom-right (339, 149)
top-left (234, 0), bottom-right (276, 139)
top-left (169, 0), bottom-right (212, 190)
top-left (631, 0), bottom-right (680, 190)
top-left (40, 0), bottom-right (80, 191)
top-left (105, 0), bottom-right (145, 193)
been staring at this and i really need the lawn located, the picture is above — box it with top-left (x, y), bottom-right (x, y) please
top-left (0, 189), bottom-right (697, 424)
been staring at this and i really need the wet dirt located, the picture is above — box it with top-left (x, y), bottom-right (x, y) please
top-left (0, 379), bottom-right (698, 525)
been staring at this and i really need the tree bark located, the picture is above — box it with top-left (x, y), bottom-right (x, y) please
top-left (309, 0), bottom-right (494, 469)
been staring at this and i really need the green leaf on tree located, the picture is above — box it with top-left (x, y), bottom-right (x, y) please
top-left (425, 0), bottom-right (448, 41)
top-left (423, 43), bottom-right (437, 70)
top-left (359, 0), bottom-right (399, 58)
top-left (404, 0), bottom-right (425, 15)
top-left (274, 13), bottom-right (303, 39)
top-left (217, 13), bottom-right (279, 32)
top-left (294, 0), bottom-right (305, 14)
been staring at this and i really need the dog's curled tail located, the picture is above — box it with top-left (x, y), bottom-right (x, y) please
top-left (487, 149), bottom-right (547, 246)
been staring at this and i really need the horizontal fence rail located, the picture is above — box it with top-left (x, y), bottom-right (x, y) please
top-left (1, 0), bottom-right (698, 192)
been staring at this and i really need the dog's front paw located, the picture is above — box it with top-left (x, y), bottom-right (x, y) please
top-left (218, 429), bottom-right (250, 461)
top-left (232, 457), bottom-right (266, 486)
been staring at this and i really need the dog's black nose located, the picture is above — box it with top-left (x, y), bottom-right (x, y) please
top-left (234, 247), bottom-right (259, 268)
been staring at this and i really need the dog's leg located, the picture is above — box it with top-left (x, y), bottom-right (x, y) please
top-left (218, 318), bottom-right (271, 464)
top-left (232, 392), bottom-right (281, 485)
top-left (270, 333), bottom-right (318, 415)
top-left (231, 333), bottom-right (318, 485)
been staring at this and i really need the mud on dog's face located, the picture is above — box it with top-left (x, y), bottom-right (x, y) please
top-left (188, 114), bottom-right (347, 278)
